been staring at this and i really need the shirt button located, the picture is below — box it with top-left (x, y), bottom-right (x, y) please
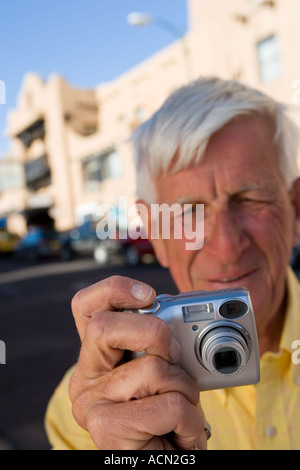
top-left (266, 426), bottom-right (277, 438)
top-left (296, 376), bottom-right (300, 386)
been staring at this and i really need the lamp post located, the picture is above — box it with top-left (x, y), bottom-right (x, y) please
top-left (127, 12), bottom-right (193, 82)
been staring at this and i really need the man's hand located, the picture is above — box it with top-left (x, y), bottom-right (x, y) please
top-left (69, 275), bottom-right (208, 450)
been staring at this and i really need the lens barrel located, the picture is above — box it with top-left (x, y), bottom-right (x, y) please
top-left (199, 326), bottom-right (249, 376)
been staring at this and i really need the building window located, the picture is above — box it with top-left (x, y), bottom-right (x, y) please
top-left (24, 154), bottom-right (51, 191)
top-left (82, 155), bottom-right (102, 191)
top-left (82, 150), bottom-right (122, 191)
top-left (17, 119), bottom-right (45, 148)
top-left (102, 151), bottom-right (122, 179)
top-left (256, 35), bottom-right (282, 83)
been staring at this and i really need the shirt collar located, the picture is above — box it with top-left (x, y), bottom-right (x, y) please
top-left (280, 266), bottom-right (300, 356)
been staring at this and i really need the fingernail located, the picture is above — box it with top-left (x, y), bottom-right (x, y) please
top-left (169, 337), bottom-right (181, 363)
top-left (131, 283), bottom-right (154, 301)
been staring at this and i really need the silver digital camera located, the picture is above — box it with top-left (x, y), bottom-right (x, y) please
top-left (127, 287), bottom-right (260, 391)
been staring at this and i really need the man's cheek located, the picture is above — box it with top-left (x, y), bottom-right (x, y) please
top-left (166, 242), bottom-right (196, 292)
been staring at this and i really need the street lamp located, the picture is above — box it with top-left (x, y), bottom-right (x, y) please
top-left (127, 12), bottom-right (193, 82)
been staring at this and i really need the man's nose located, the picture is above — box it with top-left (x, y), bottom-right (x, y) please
top-left (204, 207), bottom-right (250, 264)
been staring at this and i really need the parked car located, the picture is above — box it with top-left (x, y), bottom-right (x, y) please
top-left (14, 227), bottom-right (62, 262)
top-left (61, 221), bottom-right (156, 266)
top-left (119, 233), bottom-right (156, 266)
top-left (60, 221), bottom-right (120, 264)
top-left (0, 230), bottom-right (20, 255)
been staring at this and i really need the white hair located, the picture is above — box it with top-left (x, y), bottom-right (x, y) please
top-left (131, 77), bottom-right (300, 203)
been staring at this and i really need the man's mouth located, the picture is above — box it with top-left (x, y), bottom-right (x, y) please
top-left (218, 275), bottom-right (248, 282)
top-left (208, 270), bottom-right (257, 284)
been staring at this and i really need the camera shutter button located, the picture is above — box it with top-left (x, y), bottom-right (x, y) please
top-left (137, 300), bottom-right (160, 315)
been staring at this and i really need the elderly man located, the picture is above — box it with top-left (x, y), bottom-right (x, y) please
top-left (45, 77), bottom-right (300, 450)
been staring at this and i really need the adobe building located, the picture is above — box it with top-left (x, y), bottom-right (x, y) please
top-left (3, 73), bottom-right (98, 233)
top-left (3, 42), bottom-right (190, 233)
top-left (2, 0), bottom-right (300, 234)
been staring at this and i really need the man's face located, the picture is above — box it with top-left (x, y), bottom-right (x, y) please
top-left (151, 116), bottom-right (299, 330)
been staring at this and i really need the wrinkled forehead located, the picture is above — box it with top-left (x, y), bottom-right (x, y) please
top-left (162, 114), bottom-right (278, 174)
top-left (154, 116), bottom-right (283, 203)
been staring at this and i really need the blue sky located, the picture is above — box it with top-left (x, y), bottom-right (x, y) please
top-left (0, 0), bottom-right (188, 158)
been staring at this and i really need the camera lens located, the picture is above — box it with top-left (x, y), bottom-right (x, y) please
top-left (198, 326), bottom-right (249, 376)
top-left (213, 348), bottom-right (241, 374)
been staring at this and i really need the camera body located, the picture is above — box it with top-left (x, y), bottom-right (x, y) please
top-left (128, 287), bottom-right (260, 392)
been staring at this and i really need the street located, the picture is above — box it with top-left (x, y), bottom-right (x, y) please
top-left (0, 257), bottom-right (177, 450)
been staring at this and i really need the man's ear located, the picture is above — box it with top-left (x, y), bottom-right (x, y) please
top-left (136, 200), bottom-right (169, 268)
top-left (290, 177), bottom-right (300, 246)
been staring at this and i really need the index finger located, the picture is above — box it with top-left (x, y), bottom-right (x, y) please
top-left (71, 275), bottom-right (156, 341)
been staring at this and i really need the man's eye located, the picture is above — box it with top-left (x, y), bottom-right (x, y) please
top-left (183, 204), bottom-right (197, 214)
top-left (238, 197), bottom-right (270, 205)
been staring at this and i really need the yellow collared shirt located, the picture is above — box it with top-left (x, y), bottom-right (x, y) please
top-left (45, 268), bottom-right (300, 450)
